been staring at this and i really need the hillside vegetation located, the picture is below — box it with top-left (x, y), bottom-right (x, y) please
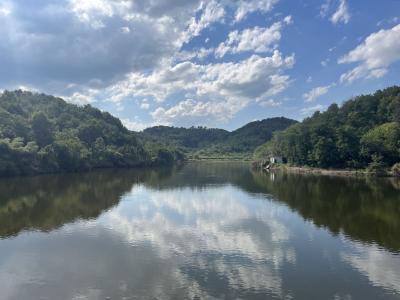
top-left (0, 90), bottom-right (295, 176)
top-left (140, 117), bottom-right (297, 159)
top-left (0, 90), bottom-right (182, 176)
top-left (255, 86), bottom-right (400, 171)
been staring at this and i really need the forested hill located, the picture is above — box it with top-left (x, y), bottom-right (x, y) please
top-left (0, 90), bottom-right (181, 176)
top-left (140, 117), bottom-right (297, 159)
top-left (227, 117), bottom-right (297, 151)
top-left (142, 126), bottom-right (229, 149)
top-left (255, 86), bottom-right (400, 171)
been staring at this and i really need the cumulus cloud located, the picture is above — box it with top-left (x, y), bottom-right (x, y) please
top-left (183, 1), bottom-right (225, 42)
top-left (339, 24), bottom-right (400, 83)
top-left (234, 0), bottom-right (280, 22)
top-left (215, 16), bottom-right (292, 58)
top-left (0, 0), bottom-right (202, 92)
top-left (303, 84), bottom-right (334, 102)
top-left (109, 51), bottom-right (294, 126)
top-left (69, 0), bottom-right (114, 29)
top-left (150, 99), bottom-right (236, 125)
top-left (320, 0), bottom-right (350, 24)
top-left (0, 0), bottom-right (294, 127)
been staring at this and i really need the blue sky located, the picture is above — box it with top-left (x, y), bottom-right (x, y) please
top-left (0, 0), bottom-right (399, 130)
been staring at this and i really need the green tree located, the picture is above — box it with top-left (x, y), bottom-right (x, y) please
top-left (394, 96), bottom-right (400, 123)
top-left (361, 122), bottom-right (400, 166)
top-left (257, 86), bottom-right (400, 169)
top-left (31, 112), bottom-right (53, 147)
top-left (366, 154), bottom-right (387, 176)
top-left (0, 90), bottom-right (180, 176)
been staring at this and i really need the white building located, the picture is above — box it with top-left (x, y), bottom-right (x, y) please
top-left (270, 156), bottom-right (283, 164)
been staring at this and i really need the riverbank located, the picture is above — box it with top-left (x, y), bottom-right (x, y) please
top-left (255, 164), bottom-right (398, 178)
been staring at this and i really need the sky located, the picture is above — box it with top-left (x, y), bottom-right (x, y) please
top-left (0, 0), bottom-right (399, 131)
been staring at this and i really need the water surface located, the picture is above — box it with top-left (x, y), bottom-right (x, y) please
top-left (0, 162), bottom-right (399, 299)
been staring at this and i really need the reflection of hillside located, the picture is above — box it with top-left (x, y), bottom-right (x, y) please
top-left (0, 170), bottom-right (146, 238)
top-left (142, 162), bottom-right (255, 190)
top-left (251, 171), bottom-right (400, 252)
top-left (1, 162), bottom-right (400, 254)
top-left (144, 163), bottom-right (400, 253)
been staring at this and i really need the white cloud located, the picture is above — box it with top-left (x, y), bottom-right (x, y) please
top-left (69, 0), bottom-right (114, 29)
top-left (303, 84), bottom-right (334, 102)
top-left (215, 17), bottom-right (292, 58)
top-left (234, 0), bottom-right (279, 22)
top-left (179, 47), bottom-right (215, 61)
top-left (150, 99), bottom-right (238, 125)
top-left (121, 118), bottom-right (152, 132)
top-left (121, 26), bottom-right (130, 34)
top-left (110, 50), bottom-right (294, 102)
top-left (320, 0), bottom-right (350, 25)
top-left (0, 2), bottom-right (11, 16)
top-left (258, 99), bottom-right (282, 107)
top-left (101, 185), bottom-right (295, 298)
top-left (330, 0), bottom-right (350, 24)
top-left (183, 1), bottom-right (225, 42)
top-left (107, 61), bottom-right (202, 103)
top-left (115, 51), bottom-right (294, 126)
top-left (300, 104), bottom-right (325, 115)
top-left (140, 101), bottom-right (150, 110)
top-left (376, 17), bottom-right (399, 28)
top-left (339, 24), bottom-right (400, 83)
top-left (320, 0), bottom-right (332, 18)
top-left (0, 0), bottom-right (293, 127)
top-left (342, 242), bottom-right (400, 294)
top-left (197, 47), bottom-right (215, 59)
top-left (0, 0), bottom-right (204, 92)
top-left (321, 58), bottom-right (330, 67)
top-left (63, 89), bottom-right (99, 105)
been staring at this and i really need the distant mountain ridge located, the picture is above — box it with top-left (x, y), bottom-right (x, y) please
top-left (140, 117), bottom-right (297, 158)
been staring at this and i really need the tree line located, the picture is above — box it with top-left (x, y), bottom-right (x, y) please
top-left (0, 90), bottom-right (182, 176)
top-left (254, 86), bottom-right (400, 172)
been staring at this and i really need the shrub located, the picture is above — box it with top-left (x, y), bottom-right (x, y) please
top-left (366, 155), bottom-right (387, 176)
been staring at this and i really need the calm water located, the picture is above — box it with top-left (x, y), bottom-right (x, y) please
top-left (0, 162), bottom-right (400, 300)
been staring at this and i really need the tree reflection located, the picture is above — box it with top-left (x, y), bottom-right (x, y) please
top-left (1, 162), bottom-right (399, 254)
top-left (0, 169), bottom-right (157, 238)
top-left (251, 170), bottom-right (400, 252)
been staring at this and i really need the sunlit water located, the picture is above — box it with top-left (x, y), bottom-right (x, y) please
top-left (0, 162), bottom-right (399, 300)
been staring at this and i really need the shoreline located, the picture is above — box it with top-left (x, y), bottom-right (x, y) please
top-left (257, 164), bottom-right (397, 178)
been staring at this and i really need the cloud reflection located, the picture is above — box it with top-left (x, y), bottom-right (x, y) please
top-left (103, 185), bottom-right (296, 298)
top-left (342, 241), bottom-right (400, 294)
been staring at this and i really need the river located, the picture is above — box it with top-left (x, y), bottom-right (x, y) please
top-left (0, 162), bottom-right (399, 299)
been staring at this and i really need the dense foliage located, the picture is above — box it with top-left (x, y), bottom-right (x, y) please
top-left (255, 86), bottom-right (400, 170)
top-left (0, 90), bottom-right (181, 176)
top-left (141, 117), bottom-right (297, 159)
